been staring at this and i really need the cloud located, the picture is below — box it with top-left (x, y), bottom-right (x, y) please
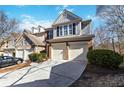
top-left (63, 5), bottom-right (69, 9)
top-left (16, 5), bottom-right (25, 8)
top-left (20, 14), bottom-right (52, 31)
top-left (21, 14), bottom-right (35, 20)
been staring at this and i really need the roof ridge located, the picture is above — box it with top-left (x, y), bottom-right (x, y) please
top-left (52, 9), bottom-right (82, 25)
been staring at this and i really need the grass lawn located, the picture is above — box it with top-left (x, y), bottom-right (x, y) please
top-left (70, 63), bottom-right (124, 87)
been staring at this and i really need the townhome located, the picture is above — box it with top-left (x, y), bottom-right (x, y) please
top-left (0, 9), bottom-right (94, 62)
top-left (15, 27), bottom-right (46, 60)
top-left (0, 32), bottom-right (21, 57)
top-left (45, 9), bottom-right (94, 61)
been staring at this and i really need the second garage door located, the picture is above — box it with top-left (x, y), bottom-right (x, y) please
top-left (16, 50), bottom-right (24, 59)
top-left (52, 43), bottom-right (66, 60)
top-left (69, 42), bottom-right (88, 61)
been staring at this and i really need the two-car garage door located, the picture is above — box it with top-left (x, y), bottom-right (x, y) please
top-left (16, 49), bottom-right (32, 60)
top-left (51, 42), bottom-right (88, 61)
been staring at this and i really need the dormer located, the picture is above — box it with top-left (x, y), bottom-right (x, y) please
top-left (52, 9), bottom-right (82, 26)
top-left (32, 25), bottom-right (45, 34)
top-left (46, 9), bottom-right (92, 40)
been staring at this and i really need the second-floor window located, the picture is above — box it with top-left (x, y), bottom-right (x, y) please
top-left (24, 40), bottom-right (29, 45)
top-left (21, 40), bottom-right (23, 45)
top-left (47, 30), bottom-right (53, 39)
top-left (64, 25), bottom-right (68, 35)
top-left (69, 24), bottom-right (73, 35)
top-left (60, 26), bottom-right (63, 36)
top-left (56, 23), bottom-right (77, 37)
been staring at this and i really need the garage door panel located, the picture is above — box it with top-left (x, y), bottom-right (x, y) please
top-left (52, 43), bottom-right (66, 60)
top-left (16, 50), bottom-right (23, 58)
top-left (16, 49), bottom-right (32, 60)
top-left (69, 42), bottom-right (88, 61)
top-left (24, 50), bottom-right (32, 60)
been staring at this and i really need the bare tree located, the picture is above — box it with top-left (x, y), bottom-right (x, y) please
top-left (94, 25), bottom-right (111, 49)
top-left (0, 11), bottom-right (19, 48)
top-left (96, 5), bottom-right (124, 53)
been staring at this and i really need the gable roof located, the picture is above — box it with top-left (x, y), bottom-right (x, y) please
top-left (81, 19), bottom-right (92, 29)
top-left (23, 31), bottom-right (45, 46)
top-left (16, 29), bottom-right (45, 47)
top-left (52, 9), bottom-right (82, 26)
top-left (10, 32), bottom-right (21, 41)
top-left (1, 32), bottom-right (21, 45)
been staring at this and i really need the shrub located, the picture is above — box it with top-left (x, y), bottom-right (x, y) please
top-left (41, 52), bottom-right (48, 59)
top-left (28, 53), bottom-right (39, 62)
top-left (40, 50), bottom-right (46, 53)
top-left (87, 49), bottom-right (123, 69)
top-left (28, 52), bottom-right (48, 63)
top-left (37, 55), bottom-right (43, 62)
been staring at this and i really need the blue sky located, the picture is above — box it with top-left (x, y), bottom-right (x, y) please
top-left (0, 5), bottom-right (99, 31)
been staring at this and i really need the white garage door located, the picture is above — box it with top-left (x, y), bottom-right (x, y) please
top-left (52, 43), bottom-right (66, 60)
top-left (16, 50), bottom-right (23, 59)
top-left (24, 50), bottom-right (32, 60)
top-left (69, 42), bottom-right (88, 61)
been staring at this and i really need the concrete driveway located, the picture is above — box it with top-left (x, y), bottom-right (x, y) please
top-left (0, 60), bottom-right (87, 87)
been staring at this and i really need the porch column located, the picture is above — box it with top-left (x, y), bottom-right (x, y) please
top-left (65, 42), bottom-right (69, 60)
top-left (49, 43), bottom-right (52, 59)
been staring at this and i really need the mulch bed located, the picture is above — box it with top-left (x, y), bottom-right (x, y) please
top-left (70, 64), bottom-right (124, 87)
top-left (0, 61), bottom-right (31, 73)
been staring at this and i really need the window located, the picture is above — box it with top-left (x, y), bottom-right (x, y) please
top-left (24, 40), bottom-right (28, 45)
top-left (12, 39), bottom-right (15, 46)
top-left (59, 26), bottom-right (63, 36)
top-left (6, 41), bottom-right (8, 48)
top-left (21, 40), bottom-right (23, 45)
top-left (69, 24), bottom-right (73, 35)
top-left (56, 23), bottom-right (77, 37)
top-left (47, 30), bottom-right (53, 39)
top-left (50, 30), bottom-right (53, 39)
top-left (73, 23), bottom-right (76, 35)
top-left (57, 27), bottom-right (59, 36)
top-left (64, 25), bottom-right (68, 35)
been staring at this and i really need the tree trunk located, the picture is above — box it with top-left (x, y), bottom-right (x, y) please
top-left (112, 38), bottom-right (115, 52)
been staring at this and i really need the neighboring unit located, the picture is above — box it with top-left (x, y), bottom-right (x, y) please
top-left (0, 32), bottom-right (21, 57)
top-left (15, 29), bottom-right (46, 60)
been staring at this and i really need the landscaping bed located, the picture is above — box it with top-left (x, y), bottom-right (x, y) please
top-left (0, 61), bottom-right (31, 73)
top-left (70, 64), bottom-right (124, 87)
